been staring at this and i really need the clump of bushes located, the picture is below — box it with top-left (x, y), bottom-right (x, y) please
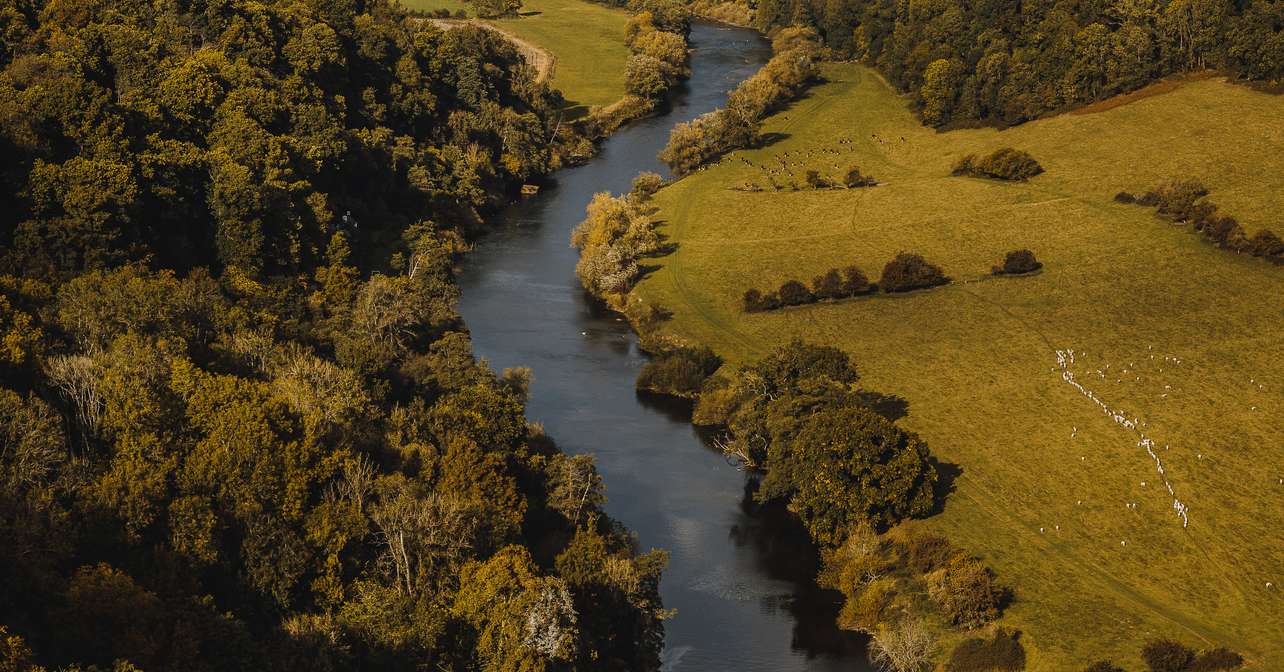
top-left (742, 265), bottom-right (877, 312)
top-left (1189, 647), bottom-right (1245, 672)
top-left (880, 252), bottom-right (949, 293)
top-left (1088, 641), bottom-right (1243, 672)
top-left (1140, 178), bottom-right (1209, 220)
top-left (804, 170), bottom-right (832, 189)
top-left (1114, 191), bottom-right (1137, 204)
top-left (636, 344), bottom-right (722, 397)
top-left (820, 528), bottom-right (1011, 652)
top-left (1249, 229), bottom-right (1284, 257)
top-left (925, 552), bottom-right (1010, 628)
top-left (992, 249), bottom-right (1041, 275)
top-left (1129, 178), bottom-right (1284, 262)
top-left (953, 148), bottom-right (1044, 181)
top-left (945, 627), bottom-right (1026, 672)
top-left (1140, 639), bottom-right (1244, 672)
top-left (742, 253), bottom-right (952, 313)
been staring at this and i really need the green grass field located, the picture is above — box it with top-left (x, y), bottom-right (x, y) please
top-left (400, 0), bottom-right (630, 112)
top-left (635, 63), bottom-right (1284, 670)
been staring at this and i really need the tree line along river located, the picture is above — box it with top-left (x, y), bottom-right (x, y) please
top-left (457, 21), bottom-right (873, 671)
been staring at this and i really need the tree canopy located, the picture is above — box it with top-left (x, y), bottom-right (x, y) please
top-left (0, 1), bottom-right (667, 669)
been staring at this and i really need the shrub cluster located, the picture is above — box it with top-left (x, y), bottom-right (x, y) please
top-left (636, 344), bottom-right (722, 397)
top-left (991, 249), bottom-right (1041, 275)
top-left (880, 253), bottom-right (950, 293)
top-left (743, 253), bottom-right (950, 312)
top-left (819, 528), bottom-right (1011, 639)
top-left (1128, 179), bottom-right (1284, 261)
top-left (843, 165), bottom-right (878, 188)
top-left (1139, 639), bottom-right (1243, 672)
top-left (952, 148), bottom-right (1044, 181)
top-left (628, 172), bottom-right (666, 203)
top-left (472, 0), bottom-right (523, 18)
top-left (660, 28), bottom-right (820, 175)
top-left (412, 8), bottom-right (470, 18)
top-left (742, 266), bottom-right (875, 312)
top-left (807, 166), bottom-right (878, 189)
top-left (924, 551), bottom-right (1011, 629)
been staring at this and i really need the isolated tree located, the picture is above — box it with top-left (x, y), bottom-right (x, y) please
top-left (995, 249), bottom-right (1041, 275)
top-left (880, 253), bottom-right (948, 293)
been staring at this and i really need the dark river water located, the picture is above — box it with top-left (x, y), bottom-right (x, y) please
top-left (458, 22), bottom-right (871, 671)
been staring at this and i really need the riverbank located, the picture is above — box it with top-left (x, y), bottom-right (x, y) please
top-left (622, 61), bottom-right (1284, 669)
top-left (456, 21), bottom-right (876, 670)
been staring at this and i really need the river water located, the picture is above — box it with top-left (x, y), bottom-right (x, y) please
top-left (458, 22), bottom-right (871, 671)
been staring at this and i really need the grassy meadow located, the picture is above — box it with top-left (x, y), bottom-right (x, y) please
top-left (635, 63), bottom-right (1284, 669)
top-left (400, 0), bottom-right (630, 112)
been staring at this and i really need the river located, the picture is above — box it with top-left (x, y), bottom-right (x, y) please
top-left (457, 21), bottom-right (872, 671)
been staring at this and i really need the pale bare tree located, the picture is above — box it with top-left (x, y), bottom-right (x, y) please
top-left (869, 620), bottom-right (936, 672)
top-left (546, 454), bottom-right (605, 526)
top-left (331, 454), bottom-right (376, 515)
top-left (713, 432), bottom-right (759, 470)
top-left (45, 353), bottom-right (104, 444)
top-left (270, 347), bottom-right (369, 428)
top-left (370, 478), bottom-right (477, 596)
top-left (0, 391), bottom-right (64, 486)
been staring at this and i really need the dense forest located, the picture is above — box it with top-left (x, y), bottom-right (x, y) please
top-left (750, 0), bottom-right (1284, 126)
top-left (0, 1), bottom-right (668, 669)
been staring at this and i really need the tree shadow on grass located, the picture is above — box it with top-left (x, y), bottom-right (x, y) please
top-left (635, 262), bottom-right (663, 285)
top-left (857, 390), bottom-right (909, 421)
top-left (928, 457), bottom-right (963, 517)
top-left (517, 9), bottom-right (542, 16)
top-left (754, 131), bottom-right (792, 148)
top-left (641, 224), bottom-right (679, 258)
